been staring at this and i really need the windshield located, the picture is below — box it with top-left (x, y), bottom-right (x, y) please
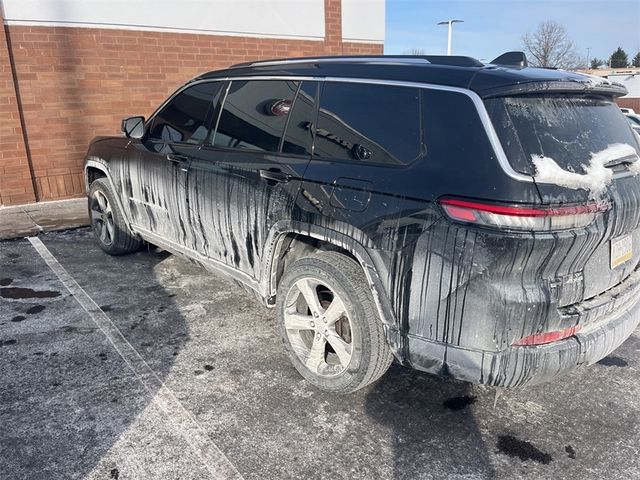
top-left (485, 95), bottom-right (640, 175)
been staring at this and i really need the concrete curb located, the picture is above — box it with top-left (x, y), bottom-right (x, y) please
top-left (0, 197), bottom-right (89, 240)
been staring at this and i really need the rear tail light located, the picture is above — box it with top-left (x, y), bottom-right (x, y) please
top-left (439, 198), bottom-right (610, 231)
top-left (512, 325), bottom-right (581, 346)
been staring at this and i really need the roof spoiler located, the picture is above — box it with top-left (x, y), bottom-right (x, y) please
top-left (491, 51), bottom-right (528, 68)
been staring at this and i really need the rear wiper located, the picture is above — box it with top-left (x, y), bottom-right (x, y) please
top-left (604, 154), bottom-right (639, 168)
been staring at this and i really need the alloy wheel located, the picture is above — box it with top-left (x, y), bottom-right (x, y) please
top-left (90, 190), bottom-right (115, 246)
top-left (283, 277), bottom-right (353, 377)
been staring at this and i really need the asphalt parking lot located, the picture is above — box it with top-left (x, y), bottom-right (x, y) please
top-left (1, 228), bottom-right (639, 480)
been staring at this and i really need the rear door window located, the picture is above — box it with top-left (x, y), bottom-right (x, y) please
top-left (149, 82), bottom-right (222, 144)
top-left (485, 95), bottom-right (640, 175)
top-left (212, 80), bottom-right (299, 152)
top-left (315, 82), bottom-right (424, 165)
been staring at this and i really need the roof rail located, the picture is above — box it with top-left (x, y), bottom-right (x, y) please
top-left (231, 55), bottom-right (484, 69)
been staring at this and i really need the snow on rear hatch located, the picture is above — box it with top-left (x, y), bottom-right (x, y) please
top-left (532, 143), bottom-right (640, 198)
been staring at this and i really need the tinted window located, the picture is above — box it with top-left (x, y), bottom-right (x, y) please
top-left (315, 82), bottom-right (424, 165)
top-left (486, 96), bottom-right (640, 175)
top-left (282, 81), bottom-right (317, 156)
top-left (149, 82), bottom-right (221, 144)
top-left (213, 80), bottom-right (299, 152)
top-left (422, 89), bottom-right (494, 166)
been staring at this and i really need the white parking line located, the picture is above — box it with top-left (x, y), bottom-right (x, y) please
top-left (28, 236), bottom-right (244, 480)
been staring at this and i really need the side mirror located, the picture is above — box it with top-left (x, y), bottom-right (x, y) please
top-left (121, 116), bottom-right (145, 139)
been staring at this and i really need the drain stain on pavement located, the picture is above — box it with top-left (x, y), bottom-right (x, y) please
top-left (597, 356), bottom-right (629, 367)
top-left (443, 395), bottom-right (477, 411)
top-left (496, 435), bottom-right (553, 464)
top-left (1, 287), bottom-right (61, 299)
top-left (26, 305), bottom-right (46, 314)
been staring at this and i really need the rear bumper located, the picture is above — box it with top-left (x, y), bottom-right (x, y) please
top-left (407, 273), bottom-right (640, 387)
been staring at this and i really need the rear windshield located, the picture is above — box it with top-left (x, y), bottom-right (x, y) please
top-left (485, 95), bottom-right (640, 175)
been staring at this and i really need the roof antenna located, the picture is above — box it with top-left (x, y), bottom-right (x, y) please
top-left (490, 51), bottom-right (528, 68)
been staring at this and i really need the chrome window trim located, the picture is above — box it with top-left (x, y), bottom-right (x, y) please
top-left (153, 75), bottom-right (540, 183)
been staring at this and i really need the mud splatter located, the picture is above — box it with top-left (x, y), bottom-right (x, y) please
top-left (597, 356), bottom-right (628, 367)
top-left (496, 435), bottom-right (552, 464)
top-left (231, 236), bottom-right (240, 267)
top-left (0, 278), bottom-right (12, 286)
top-left (443, 395), bottom-right (477, 411)
top-left (10, 316), bottom-right (26, 323)
top-left (565, 445), bottom-right (576, 459)
top-left (245, 232), bottom-right (255, 269)
top-left (26, 305), bottom-right (45, 314)
top-left (1, 287), bottom-right (61, 300)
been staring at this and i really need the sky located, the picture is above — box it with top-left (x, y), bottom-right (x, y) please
top-left (385, 0), bottom-right (640, 64)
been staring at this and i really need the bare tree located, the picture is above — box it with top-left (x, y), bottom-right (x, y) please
top-left (522, 21), bottom-right (579, 69)
top-left (403, 48), bottom-right (427, 55)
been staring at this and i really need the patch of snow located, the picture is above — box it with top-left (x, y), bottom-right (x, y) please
top-left (532, 143), bottom-right (639, 197)
top-left (579, 73), bottom-right (612, 86)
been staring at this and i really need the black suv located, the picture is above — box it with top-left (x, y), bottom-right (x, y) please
top-left (84, 53), bottom-right (640, 393)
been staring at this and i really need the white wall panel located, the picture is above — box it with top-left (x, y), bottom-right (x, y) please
top-left (1, 0), bottom-right (326, 40)
top-left (341, 0), bottom-right (384, 43)
top-left (609, 74), bottom-right (640, 98)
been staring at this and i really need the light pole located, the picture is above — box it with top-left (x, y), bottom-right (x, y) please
top-left (437, 19), bottom-right (464, 55)
top-left (586, 47), bottom-right (591, 69)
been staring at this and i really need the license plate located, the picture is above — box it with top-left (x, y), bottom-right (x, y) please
top-left (611, 234), bottom-right (633, 269)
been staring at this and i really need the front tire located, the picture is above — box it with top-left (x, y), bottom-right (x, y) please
top-left (88, 178), bottom-right (141, 255)
top-left (276, 251), bottom-right (393, 393)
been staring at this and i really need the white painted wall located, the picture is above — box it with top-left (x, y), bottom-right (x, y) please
top-left (609, 74), bottom-right (640, 98)
top-left (341, 0), bottom-right (384, 43)
top-left (1, 0), bottom-right (326, 40)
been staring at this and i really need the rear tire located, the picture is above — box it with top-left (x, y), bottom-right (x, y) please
top-left (276, 251), bottom-right (393, 393)
top-left (88, 178), bottom-right (141, 255)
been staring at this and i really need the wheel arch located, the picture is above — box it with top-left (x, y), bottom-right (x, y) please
top-left (262, 221), bottom-right (403, 357)
top-left (84, 158), bottom-right (135, 232)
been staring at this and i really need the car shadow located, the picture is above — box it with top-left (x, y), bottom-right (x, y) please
top-left (364, 363), bottom-right (495, 479)
top-left (0, 229), bottom-right (191, 479)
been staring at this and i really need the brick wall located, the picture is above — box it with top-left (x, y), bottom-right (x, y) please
top-left (617, 97), bottom-right (640, 112)
top-left (0, 8), bottom-right (36, 205)
top-left (0, 0), bottom-right (382, 206)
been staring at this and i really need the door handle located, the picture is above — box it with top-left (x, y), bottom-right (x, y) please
top-left (167, 154), bottom-right (189, 164)
top-left (259, 169), bottom-right (291, 183)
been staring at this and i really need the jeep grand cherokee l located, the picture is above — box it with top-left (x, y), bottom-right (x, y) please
top-left (84, 53), bottom-right (640, 393)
